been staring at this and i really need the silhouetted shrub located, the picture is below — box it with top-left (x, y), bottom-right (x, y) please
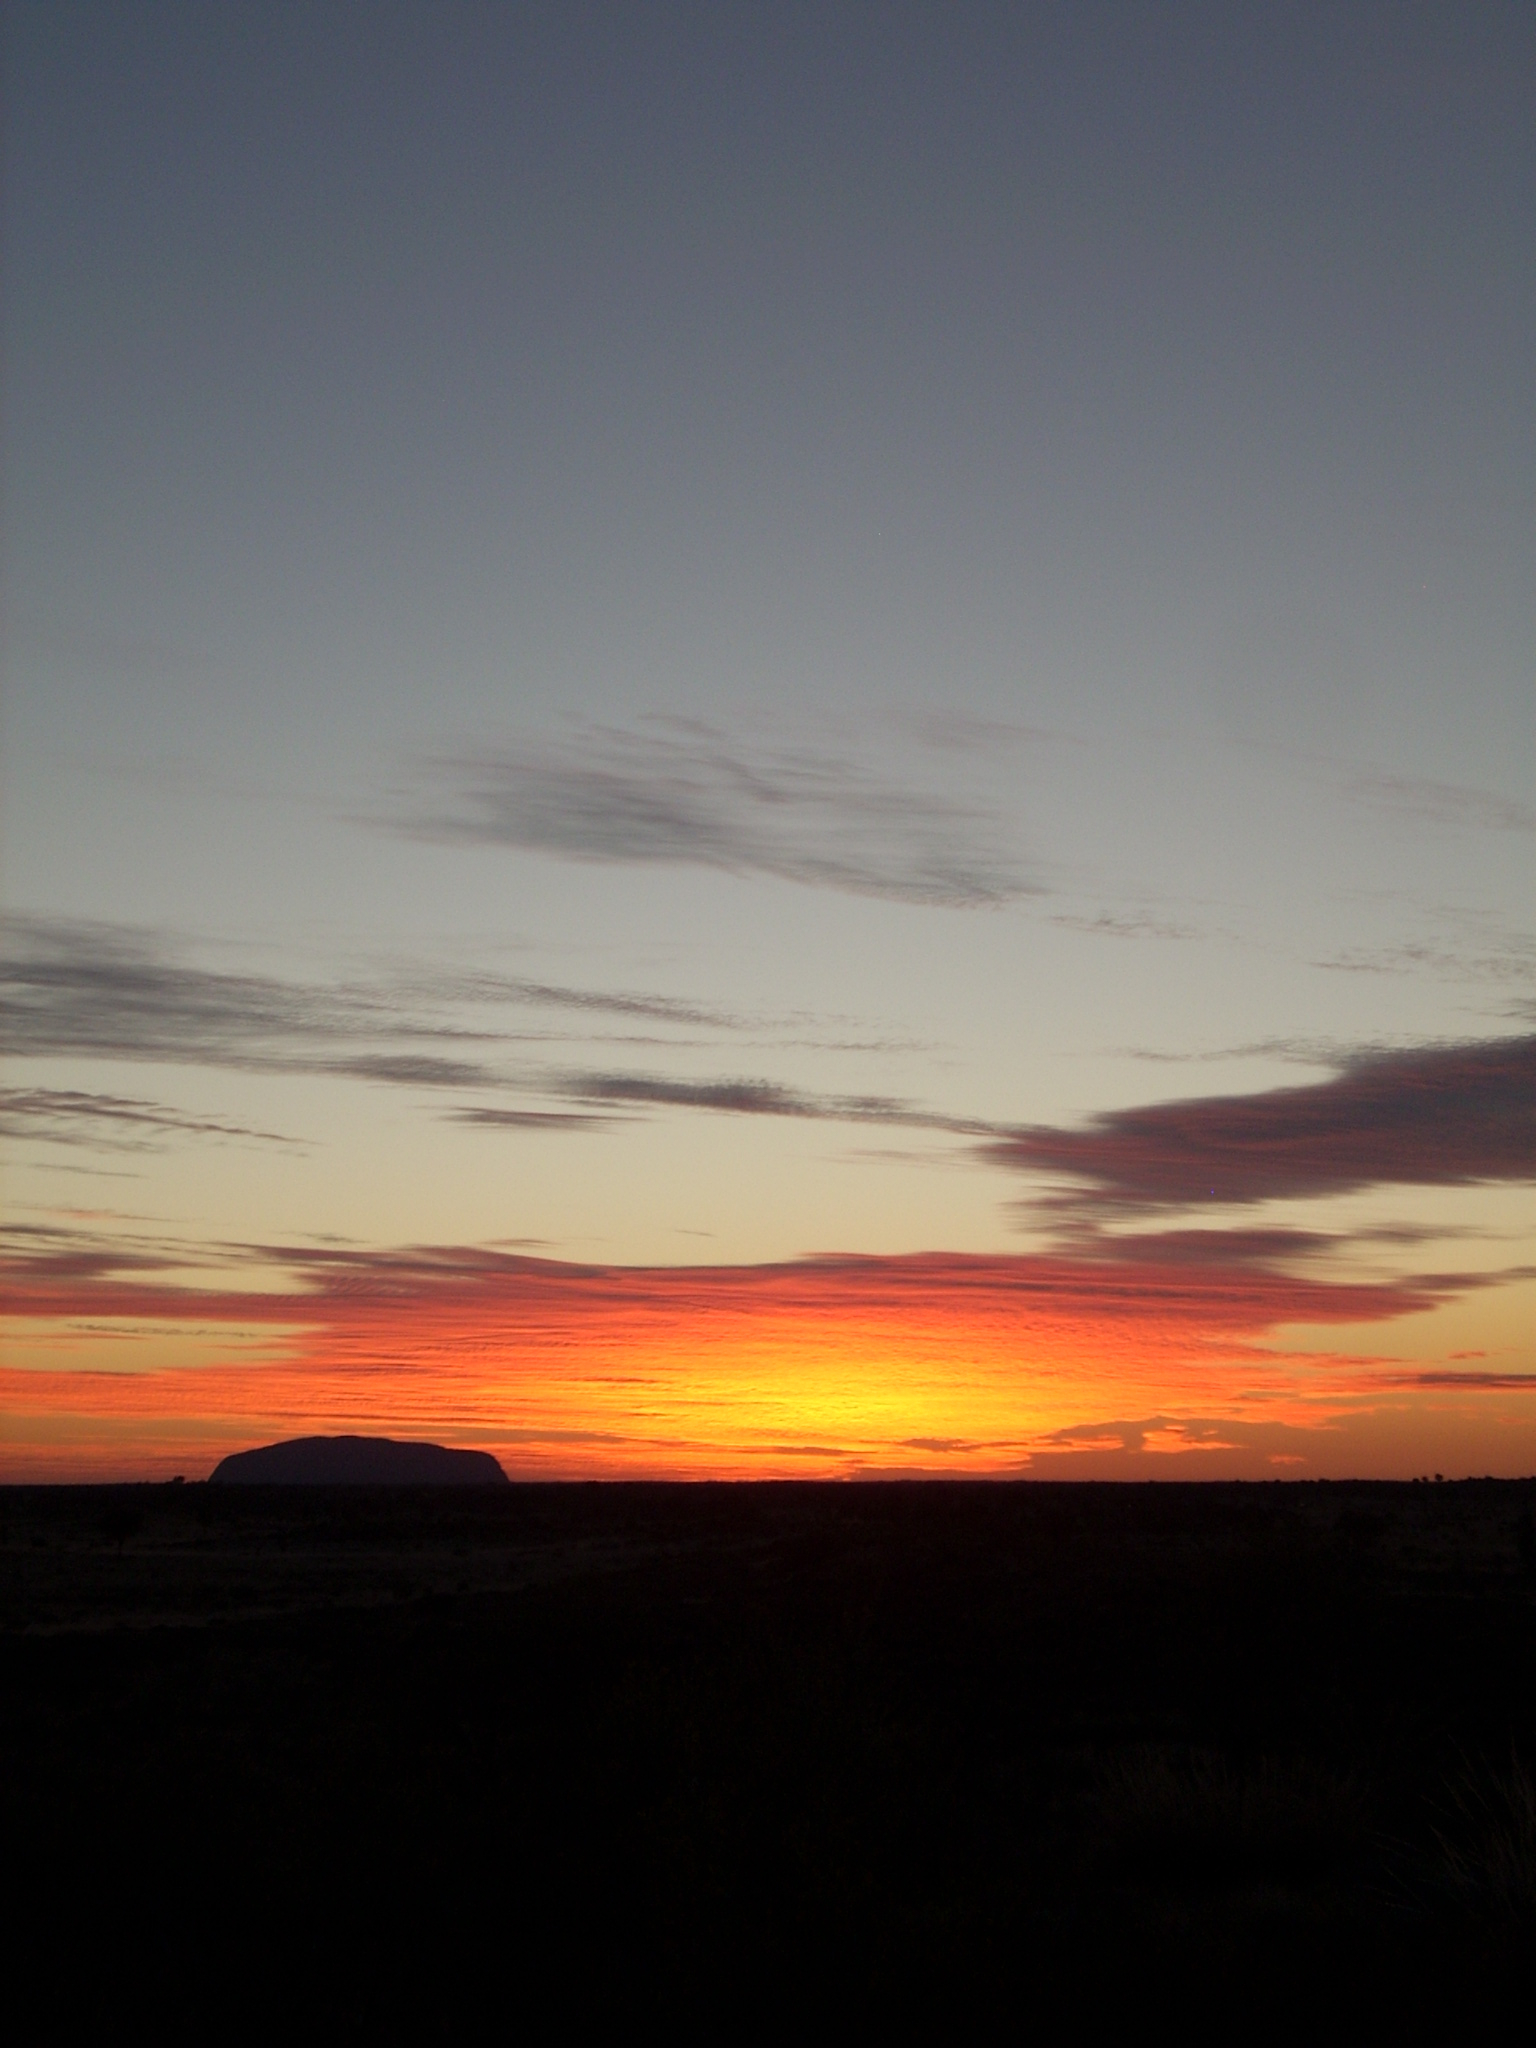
top-left (1095, 1747), bottom-right (1364, 1893)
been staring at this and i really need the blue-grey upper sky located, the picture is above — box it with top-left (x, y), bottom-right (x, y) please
top-left (8, 0), bottom-right (1531, 747)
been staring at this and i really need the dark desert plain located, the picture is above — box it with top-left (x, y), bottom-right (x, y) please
top-left (5, 1469), bottom-right (1536, 2022)
top-left (4, 1), bottom-right (1536, 2025)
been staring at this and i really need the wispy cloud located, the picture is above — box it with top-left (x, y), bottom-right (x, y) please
top-left (1347, 770), bottom-right (1536, 836)
top-left (0, 1087), bottom-right (297, 1150)
top-left (0, 917), bottom-right (983, 1146)
top-left (1047, 910), bottom-right (1200, 942)
top-left (555, 1068), bottom-right (992, 1135)
top-left (323, 1051), bottom-right (497, 1088)
top-left (989, 1034), bottom-right (1536, 1214)
top-left (0, 1224), bottom-right (1471, 1336)
top-left (396, 724), bottom-right (1031, 907)
top-left (1396, 1370), bottom-right (1536, 1390)
top-left (0, 916), bottom-right (753, 1089)
top-left (1316, 923), bottom-right (1536, 987)
top-left (422, 966), bottom-right (736, 1031)
top-left (901, 709), bottom-right (1072, 755)
top-left (450, 1107), bottom-right (617, 1133)
top-left (0, 915), bottom-right (487, 1078)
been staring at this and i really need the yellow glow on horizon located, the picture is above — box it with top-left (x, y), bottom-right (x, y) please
top-left (6, 1259), bottom-right (1533, 1481)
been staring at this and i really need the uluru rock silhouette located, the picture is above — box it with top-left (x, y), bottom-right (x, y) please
top-left (209, 1435), bottom-right (508, 1485)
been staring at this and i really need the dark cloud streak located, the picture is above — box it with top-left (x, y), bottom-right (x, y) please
top-left (990, 1036), bottom-right (1536, 1212)
top-left (0, 1087), bottom-right (297, 1150)
top-left (398, 727), bottom-right (1030, 908)
top-left (558, 1069), bottom-right (994, 1137)
top-left (451, 1107), bottom-right (618, 1132)
top-left (0, 916), bottom-right (757, 1091)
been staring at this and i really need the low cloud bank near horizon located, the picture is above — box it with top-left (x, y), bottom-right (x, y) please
top-left (0, 1220), bottom-right (1497, 1338)
top-left (6, 1223), bottom-right (1528, 1483)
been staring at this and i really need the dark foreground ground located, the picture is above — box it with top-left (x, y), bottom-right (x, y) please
top-left (5, 1479), bottom-right (1536, 2027)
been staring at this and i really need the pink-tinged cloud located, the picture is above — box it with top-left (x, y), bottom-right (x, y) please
top-left (989, 1035), bottom-right (1536, 1211)
top-left (0, 1229), bottom-right (1465, 1335)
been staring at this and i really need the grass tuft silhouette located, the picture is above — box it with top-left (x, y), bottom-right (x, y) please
top-left (1434, 1751), bottom-right (1536, 1928)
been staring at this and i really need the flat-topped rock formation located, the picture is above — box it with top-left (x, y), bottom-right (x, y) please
top-left (209, 1434), bottom-right (508, 1486)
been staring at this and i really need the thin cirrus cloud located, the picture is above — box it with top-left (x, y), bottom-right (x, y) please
top-left (0, 1086), bottom-right (297, 1150)
top-left (0, 915), bottom-right (747, 1089)
top-left (1047, 911), bottom-right (1201, 942)
top-left (989, 1035), bottom-right (1536, 1214)
top-left (1316, 929), bottom-right (1536, 988)
top-left (450, 1107), bottom-right (618, 1133)
top-left (0, 915), bottom-right (490, 1079)
top-left (8, 922), bottom-right (1533, 1242)
top-left (0, 916), bottom-right (976, 1138)
top-left (397, 725), bottom-right (1031, 907)
top-left (1346, 770), bottom-right (1536, 836)
top-left (551, 1070), bottom-right (994, 1137)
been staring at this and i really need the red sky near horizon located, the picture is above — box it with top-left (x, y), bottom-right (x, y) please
top-left (6, 1177), bottom-right (1534, 1481)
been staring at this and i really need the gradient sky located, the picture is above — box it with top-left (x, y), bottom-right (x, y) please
top-left (3, 0), bottom-right (1532, 1480)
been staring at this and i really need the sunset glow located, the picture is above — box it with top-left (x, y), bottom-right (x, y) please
top-left (6, 1228), bottom-right (1534, 1480)
top-left (3, 6), bottom-right (1531, 1482)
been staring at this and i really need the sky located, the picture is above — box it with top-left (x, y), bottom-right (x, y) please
top-left (2, 0), bottom-right (1532, 1480)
